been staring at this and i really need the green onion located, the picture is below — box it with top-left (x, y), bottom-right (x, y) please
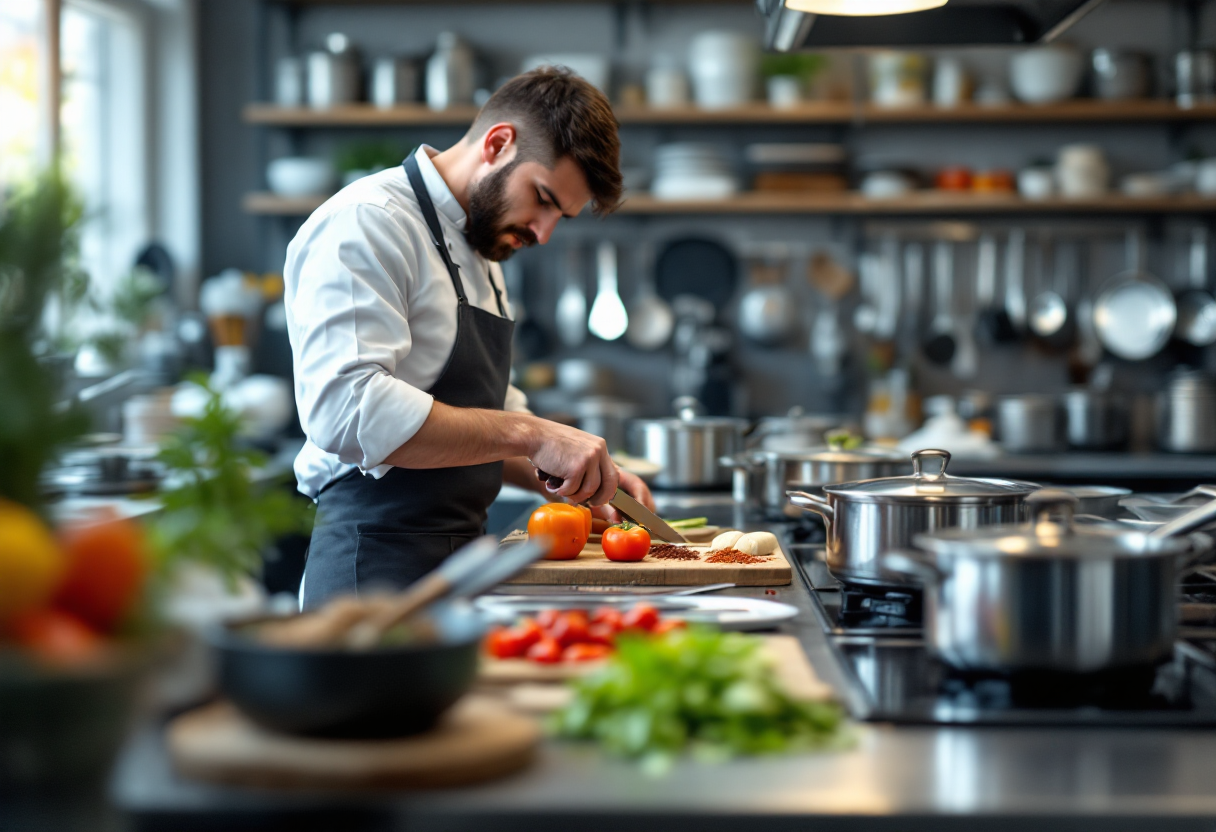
top-left (666, 517), bottom-right (708, 530)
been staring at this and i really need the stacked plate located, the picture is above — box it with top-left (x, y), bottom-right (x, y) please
top-left (651, 143), bottom-right (739, 201)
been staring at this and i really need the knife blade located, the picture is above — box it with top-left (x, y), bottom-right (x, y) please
top-left (609, 488), bottom-right (689, 543)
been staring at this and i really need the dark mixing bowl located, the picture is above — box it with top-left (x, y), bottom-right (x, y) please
top-left (209, 601), bottom-right (485, 739)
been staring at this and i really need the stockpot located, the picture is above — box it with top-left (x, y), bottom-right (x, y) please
top-left (627, 397), bottom-right (747, 490)
top-left (882, 490), bottom-right (1216, 674)
top-left (722, 444), bottom-right (908, 519)
top-left (787, 448), bottom-right (1038, 587)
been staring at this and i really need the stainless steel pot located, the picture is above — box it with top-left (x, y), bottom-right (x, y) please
top-left (1056, 484), bottom-right (1132, 519)
top-left (882, 490), bottom-right (1214, 674)
top-left (722, 444), bottom-right (907, 519)
top-left (1157, 371), bottom-right (1216, 453)
top-left (746, 409), bottom-right (858, 453)
top-left (998, 394), bottom-right (1063, 454)
top-left (788, 448), bottom-right (1038, 588)
top-left (1063, 389), bottom-right (1129, 451)
top-left (627, 397), bottom-right (746, 490)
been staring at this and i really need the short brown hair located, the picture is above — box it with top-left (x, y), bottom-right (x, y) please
top-left (469, 67), bottom-right (622, 216)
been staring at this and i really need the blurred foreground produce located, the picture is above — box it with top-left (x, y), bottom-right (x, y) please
top-left (553, 627), bottom-right (847, 772)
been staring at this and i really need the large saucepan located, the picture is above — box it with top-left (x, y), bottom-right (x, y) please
top-left (627, 397), bottom-right (747, 490)
top-left (787, 448), bottom-right (1039, 587)
top-left (881, 490), bottom-right (1216, 674)
top-left (722, 444), bottom-right (908, 519)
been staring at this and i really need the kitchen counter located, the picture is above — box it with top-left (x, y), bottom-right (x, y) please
top-left (99, 494), bottom-right (1216, 831)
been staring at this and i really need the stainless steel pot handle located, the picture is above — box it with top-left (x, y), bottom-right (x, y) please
top-left (787, 490), bottom-right (834, 524)
top-left (673, 396), bottom-right (704, 421)
top-left (880, 550), bottom-right (945, 582)
top-left (1026, 488), bottom-right (1080, 530)
top-left (911, 448), bottom-right (951, 481)
top-left (719, 451), bottom-right (762, 471)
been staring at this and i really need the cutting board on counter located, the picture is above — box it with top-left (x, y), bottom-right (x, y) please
top-left (166, 694), bottom-right (539, 790)
top-left (478, 635), bottom-right (835, 705)
top-left (506, 541), bottom-right (791, 587)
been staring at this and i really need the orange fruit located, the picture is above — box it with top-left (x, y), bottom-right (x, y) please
top-left (55, 509), bottom-right (149, 632)
top-left (0, 499), bottom-right (64, 623)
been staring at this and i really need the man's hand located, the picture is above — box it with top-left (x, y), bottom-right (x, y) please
top-left (590, 468), bottom-right (655, 524)
top-left (526, 421), bottom-right (618, 506)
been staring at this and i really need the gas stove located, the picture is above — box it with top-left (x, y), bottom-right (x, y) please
top-left (785, 535), bottom-right (1216, 728)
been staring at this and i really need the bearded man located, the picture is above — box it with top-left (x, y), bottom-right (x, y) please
top-left (284, 67), bottom-right (654, 609)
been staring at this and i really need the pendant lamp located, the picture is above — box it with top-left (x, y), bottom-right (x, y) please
top-left (783, 0), bottom-right (947, 14)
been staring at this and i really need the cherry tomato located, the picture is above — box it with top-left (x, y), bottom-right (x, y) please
top-left (548, 610), bottom-right (590, 647)
top-left (563, 643), bottom-right (613, 663)
top-left (935, 167), bottom-right (973, 191)
top-left (621, 603), bottom-right (661, 632)
top-left (586, 622), bottom-right (617, 645)
top-left (602, 522), bottom-right (651, 562)
top-left (526, 636), bottom-right (563, 664)
top-left (9, 608), bottom-right (103, 664)
top-left (528, 504), bottom-right (588, 560)
top-left (653, 618), bottom-right (687, 635)
top-left (536, 608), bottom-right (561, 630)
top-left (55, 510), bottom-right (149, 632)
top-left (514, 618), bottom-right (543, 651)
top-left (484, 626), bottom-right (528, 659)
top-left (590, 606), bottom-right (624, 632)
top-left (571, 504), bottom-right (592, 538)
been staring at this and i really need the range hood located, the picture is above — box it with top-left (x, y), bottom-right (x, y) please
top-left (760, 0), bottom-right (1108, 51)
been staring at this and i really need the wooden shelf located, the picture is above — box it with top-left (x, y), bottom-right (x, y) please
top-left (244, 99), bottom-right (1216, 128)
top-left (243, 190), bottom-right (1216, 217)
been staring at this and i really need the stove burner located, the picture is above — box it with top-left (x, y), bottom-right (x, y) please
top-left (839, 587), bottom-right (922, 627)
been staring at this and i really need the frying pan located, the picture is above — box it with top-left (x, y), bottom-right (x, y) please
top-left (654, 237), bottom-right (738, 308)
top-left (1093, 231), bottom-right (1176, 361)
top-left (1175, 228), bottom-right (1216, 347)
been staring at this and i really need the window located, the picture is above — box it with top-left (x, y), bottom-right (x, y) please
top-left (0, 0), bottom-right (46, 185)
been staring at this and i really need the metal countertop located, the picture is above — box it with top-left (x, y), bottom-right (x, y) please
top-left (107, 494), bottom-right (1216, 832)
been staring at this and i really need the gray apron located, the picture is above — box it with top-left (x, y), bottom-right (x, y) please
top-left (301, 154), bottom-right (515, 610)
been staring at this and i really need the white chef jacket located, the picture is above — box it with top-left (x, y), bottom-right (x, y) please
top-left (284, 146), bottom-right (529, 499)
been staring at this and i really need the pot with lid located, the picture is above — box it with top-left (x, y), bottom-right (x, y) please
top-left (881, 490), bottom-right (1215, 674)
top-left (627, 396), bottom-right (746, 490)
top-left (722, 439), bottom-right (907, 519)
top-left (787, 448), bottom-right (1038, 587)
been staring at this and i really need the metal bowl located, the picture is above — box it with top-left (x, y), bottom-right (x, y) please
top-left (209, 601), bottom-right (485, 738)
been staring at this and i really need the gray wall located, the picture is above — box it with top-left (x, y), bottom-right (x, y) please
top-left (197, 0), bottom-right (1216, 418)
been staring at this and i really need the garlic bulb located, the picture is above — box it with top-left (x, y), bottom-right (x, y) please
top-left (734, 532), bottom-right (779, 556)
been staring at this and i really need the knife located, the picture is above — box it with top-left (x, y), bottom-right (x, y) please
top-left (534, 468), bottom-right (689, 543)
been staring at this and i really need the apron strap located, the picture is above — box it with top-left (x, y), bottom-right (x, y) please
top-left (404, 153), bottom-right (468, 305)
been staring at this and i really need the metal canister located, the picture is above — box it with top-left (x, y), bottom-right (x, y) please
top-left (998, 394), bottom-right (1063, 454)
top-left (308, 33), bottom-right (360, 108)
top-left (371, 57), bottom-right (418, 108)
top-left (1158, 371), bottom-right (1216, 453)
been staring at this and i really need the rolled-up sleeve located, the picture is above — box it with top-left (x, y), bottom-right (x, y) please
top-left (503, 383), bottom-right (530, 415)
top-left (285, 203), bottom-right (433, 471)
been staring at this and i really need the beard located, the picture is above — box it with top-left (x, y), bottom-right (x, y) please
top-left (465, 160), bottom-right (538, 262)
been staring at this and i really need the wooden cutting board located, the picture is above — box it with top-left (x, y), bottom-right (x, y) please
top-left (166, 694), bottom-right (540, 790)
top-left (506, 541), bottom-right (792, 587)
top-left (477, 635), bottom-right (835, 705)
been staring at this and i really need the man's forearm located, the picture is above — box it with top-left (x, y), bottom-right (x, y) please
top-left (384, 402), bottom-right (537, 469)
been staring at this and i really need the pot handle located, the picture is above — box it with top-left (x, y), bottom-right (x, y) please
top-left (673, 396), bottom-right (704, 422)
top-left (719, 451), bottom-right (762, 471)
top-left (880, 550), bottom-right (945, 583)
top-left (911, 448), bottom-right (951, 481)
top-left (1151, 497), bottom-right (1216, 540)
top-left (1026, 489), bottom-right (1080, 531)
top-left (787, 490), bottom-right (834, 525)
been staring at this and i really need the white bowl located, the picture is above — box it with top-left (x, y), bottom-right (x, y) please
top-left (267, 157), bottom-right (336, 197)
top-left (861, 170), bottom-right (914, 199)
top-left (1017, 167), bottom-right (1055, 200)
top-left (1010, 45), bottom-right (1083, 104)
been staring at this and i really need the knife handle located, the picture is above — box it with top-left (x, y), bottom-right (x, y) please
top-left (534, 468), bottom-right (564, 491)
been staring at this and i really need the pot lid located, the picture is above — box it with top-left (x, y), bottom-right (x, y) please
top-left (914, 490), bottom-right (1197, 559)
top-left (824, 449), bottom-right (1037, 502)
top-left (635, 396), bottom-right (748, 428)
top-left (766, 444), bottom-right (907, 465)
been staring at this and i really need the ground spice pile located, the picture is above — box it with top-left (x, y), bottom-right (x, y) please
top-left (705, 548), bottom-right (770, 564)
top-left (649, 543), bottom-right (701, 560)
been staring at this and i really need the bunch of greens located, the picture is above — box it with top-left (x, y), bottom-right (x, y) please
top-left (85, 266), bottom-right (165, 365)
top-left (760, 52), bottom-right (829, 82)
top-left (147, 377), bottom-right (313, 586)
top-left (553, 627), bottom-right (847, 773)
top-left (0, 173), bottom-right (90, 514)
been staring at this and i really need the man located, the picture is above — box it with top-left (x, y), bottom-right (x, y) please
top-left (284, 68), bottom-right (654, 610)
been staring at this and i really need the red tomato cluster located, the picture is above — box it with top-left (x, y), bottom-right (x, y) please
top-left (484, 604), bottom-right (686, 664)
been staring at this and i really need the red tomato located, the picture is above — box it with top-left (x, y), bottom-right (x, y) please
top-left (514, 618), bottom-right (543, 651)
top-left (54, 510), bottom-right (149, 632)
top-left (590, 606), bottom-right (624, 632)
top-left (9, 608), bottom-right (103, 664)
top-left (526, 637), bottom-right (563, 664)
top-left (528, 504), bottom-right (588, 560)
top-left (621, 603), bottom-right (661, 632)
top-left (548, 610), bottom-right (590, 647)
top-left (536, 609), bottom-right (561, 630)
top-left (653, 618), bottom-right (687, 635)
top-left (484, 626), bottom-right (529, 659)
top-left (586, 622), bottom-right (617, 645)
top-left (563, 643), bottom-right (613, 663)
top-left (602, 523), bottom-right (651, 562)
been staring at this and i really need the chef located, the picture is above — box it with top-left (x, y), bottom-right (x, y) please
top-left (284, 68), bottom-right (655, 610)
